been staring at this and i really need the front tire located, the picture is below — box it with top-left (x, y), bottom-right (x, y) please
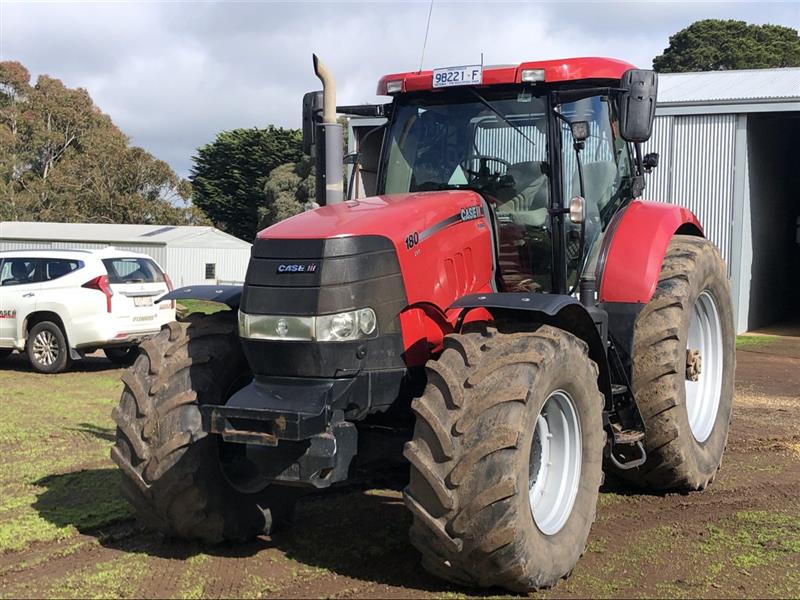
top-left (111, 312), bottom-right (298, 543)
top-left (622, 235), bottom-right (735, 490)
top-left (404, 325), bottom-right (604, 592)
top-left (26, 321), bottom-right (70, 374)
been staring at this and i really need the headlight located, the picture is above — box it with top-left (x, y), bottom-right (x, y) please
top-left (238, 312), bottom-right (314, 341)
top-left (239, 308), bottom-right (378, 342)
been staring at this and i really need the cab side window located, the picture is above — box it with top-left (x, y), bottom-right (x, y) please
top-left (43, 259), bottom-right (82, 281)
top-left (0, 258), bottom-right (39, 286)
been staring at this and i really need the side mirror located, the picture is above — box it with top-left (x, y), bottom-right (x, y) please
top-left (301, 91), bottom-right (324, 155)
top-left (569, 196), bottom-right (586, 224)
top-left (570, 121), bottom-right (590, 143)
top-left (619, 69), bottom-right (658, 143)
top-left (643, 152), bottom-right (659, 172)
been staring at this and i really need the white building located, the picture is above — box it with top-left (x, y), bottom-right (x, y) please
top-left (0, 222), bottom-right (252, 287)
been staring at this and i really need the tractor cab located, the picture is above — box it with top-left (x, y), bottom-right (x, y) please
top-left (310, 58), bottom-right (657, 296)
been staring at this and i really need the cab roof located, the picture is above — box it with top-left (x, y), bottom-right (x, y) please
top-left (377, 57), bottom-right (636, 95)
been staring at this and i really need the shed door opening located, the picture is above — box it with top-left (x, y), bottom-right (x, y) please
top-left (745, 113), bottom-right (800, 333)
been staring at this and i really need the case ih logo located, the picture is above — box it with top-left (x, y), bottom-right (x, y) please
top-left (277, 263), bottom-right (318, 274)
top-left (0, 309), bottom-right (16, 319)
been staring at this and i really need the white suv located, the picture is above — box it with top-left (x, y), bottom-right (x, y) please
top-left (0, 248), bottom-right (176, 373)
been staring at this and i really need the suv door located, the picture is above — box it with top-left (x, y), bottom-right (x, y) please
top-left (0, 257), bottom-right (42, 348)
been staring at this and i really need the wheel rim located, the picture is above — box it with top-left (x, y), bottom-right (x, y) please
top-left (32, 330), bottom-right (59, 366)
top-left (528, 390), bottom-right (582, 536)
top-left (685, 290), bottom-right (723, 443)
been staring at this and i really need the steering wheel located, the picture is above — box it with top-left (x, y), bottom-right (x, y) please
top-left (459, 154), bottom-right (512, 182)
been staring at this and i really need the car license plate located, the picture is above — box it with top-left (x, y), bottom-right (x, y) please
top-left (432, 65), bottom-right (482, 88)
top-left (134, 296), bottom-right (153, 307)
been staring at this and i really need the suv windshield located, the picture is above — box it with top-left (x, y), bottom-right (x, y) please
top-left (102, 258), bottom-right (164, 284)
top-left (383, 88), bottom-right (550, 210)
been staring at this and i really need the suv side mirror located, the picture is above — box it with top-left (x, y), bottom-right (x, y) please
top-left (302, 91), bottom-right (324, 155)
top-left (619, 69), bottom-right (658, 143)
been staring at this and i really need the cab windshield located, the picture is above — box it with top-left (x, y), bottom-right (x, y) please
top-left (383, 88), bottom-right (550, 222)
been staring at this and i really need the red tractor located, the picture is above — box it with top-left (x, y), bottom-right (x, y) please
top-left (112, 55), bottom-right (735, 592)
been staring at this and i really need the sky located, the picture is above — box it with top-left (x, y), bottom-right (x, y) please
top-left (2, 1), bottom-right (799, 178)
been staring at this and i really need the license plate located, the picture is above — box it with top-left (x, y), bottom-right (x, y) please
top-left (134, 296), bottom-right (153, 307)
top-left (432, 65), bottom-right (482, 88)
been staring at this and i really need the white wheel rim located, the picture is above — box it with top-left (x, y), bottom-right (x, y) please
top-left (685, 291), bottom-right (723, 443)
top-left (528, 390), bottom-right (582, 536)
top-left (33, 330), bottom-right (60, 366)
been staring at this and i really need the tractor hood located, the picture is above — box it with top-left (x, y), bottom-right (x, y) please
top-left (256, 190), bottom-right (485, 245)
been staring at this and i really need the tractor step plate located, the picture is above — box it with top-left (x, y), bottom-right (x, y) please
top-left (611, 424), bottom-right (645, 445)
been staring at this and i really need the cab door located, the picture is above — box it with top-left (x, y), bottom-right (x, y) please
top-left (0, 257), bottom-right (42, 347)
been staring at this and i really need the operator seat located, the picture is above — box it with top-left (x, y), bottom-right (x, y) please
top-left (495, 160), bottom-right (550, 227)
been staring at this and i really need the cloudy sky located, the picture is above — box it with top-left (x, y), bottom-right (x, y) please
top-left (2, 1), bottom-right (798, 177)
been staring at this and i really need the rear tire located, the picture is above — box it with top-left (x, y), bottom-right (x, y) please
top-left (621, 235), bottom-right (735, 491)
top-left (104, 345), bottom-right (139, 366)
top-left (405, 325), bottom-right (604, 592)
top-left (26, 321), bottom-right (70, 374)
top-left (111, 312), bottom-right (299, 543)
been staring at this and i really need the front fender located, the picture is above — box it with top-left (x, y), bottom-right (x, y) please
top-left (598, 200), bottom-right (703, 304)
top-left (450, 293), bottom-right (612, 405)
top-left (157, 285), bottom-right (243, 309)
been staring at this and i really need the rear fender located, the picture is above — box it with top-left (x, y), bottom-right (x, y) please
top-left (598, 200), bottom-right (703, 304)
top-left (157, 285), bottom-right (243, 309)
top-left (450, 293), bottom-right (612, 405)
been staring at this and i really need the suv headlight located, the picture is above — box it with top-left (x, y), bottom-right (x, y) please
top-left (239, 308), bottom-right (378, 342)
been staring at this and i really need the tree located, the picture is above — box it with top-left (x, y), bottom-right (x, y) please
top-left (189, 127), bottom-right (304, 241)
top-left (258, 157), bottom-right (315, 229)
top-left (0, 61), bottom-right (204, 225)
top-left (654, 20), bottom-right (800, 73)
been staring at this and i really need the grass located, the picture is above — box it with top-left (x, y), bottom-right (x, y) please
top-left (735, 334), bottom-right (778, 349)
top-left (176, 299), bottom-right (230, 317)
top-left (0, 365), bottom-right (129, 554)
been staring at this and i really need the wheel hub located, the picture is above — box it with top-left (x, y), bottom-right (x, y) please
top-left (33, 331), bottom-right (59, 366)
top-left (685, 349), bottom-right (702, 381)
top-left (528, 390), bottom-right (582, 536)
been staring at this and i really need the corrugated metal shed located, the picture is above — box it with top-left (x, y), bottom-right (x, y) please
top-left (0, 222), bottom-right (252, 286)
top-left (642, 114), bottom-right (737, 268)
top-left (658, 68), bottom-right (800, 104)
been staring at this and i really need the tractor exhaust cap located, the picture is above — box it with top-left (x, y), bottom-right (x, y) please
top-left (312, 54), bottom-right (344, 205)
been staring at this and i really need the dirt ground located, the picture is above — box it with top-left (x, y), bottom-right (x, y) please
top-left (0, 335), bottom-right (798, 599)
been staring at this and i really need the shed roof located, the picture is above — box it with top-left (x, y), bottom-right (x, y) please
top-left (658, 68), bottom-right (800, 107)
top-left (0, 222), bottom-right (251, 249)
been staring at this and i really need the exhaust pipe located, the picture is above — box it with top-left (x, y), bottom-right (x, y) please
top-left (312, 54), bottom-right (344, 205)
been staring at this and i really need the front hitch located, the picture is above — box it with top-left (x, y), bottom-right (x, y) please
top-left (202, 376), bottom-right (361, 488)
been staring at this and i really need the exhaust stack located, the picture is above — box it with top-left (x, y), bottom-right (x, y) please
top-left (312, 54), bottom-right (344, 205)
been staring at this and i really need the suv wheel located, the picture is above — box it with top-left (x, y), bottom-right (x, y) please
top-left (27, 321), bottom-right (70, 374)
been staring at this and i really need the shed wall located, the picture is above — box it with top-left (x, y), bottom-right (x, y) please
top-left (643, 114), bottom-right (737, 269)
